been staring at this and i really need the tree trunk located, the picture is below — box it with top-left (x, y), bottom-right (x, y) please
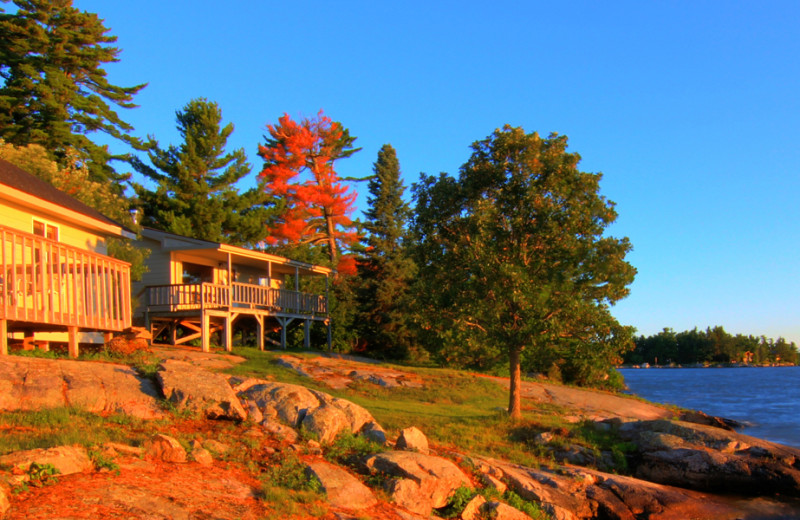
top-left (325, 213), bottom-right (338, 266)
top-left (508, 346), bottom-right (522, 419)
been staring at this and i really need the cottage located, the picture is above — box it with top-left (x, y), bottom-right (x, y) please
top-left (0, 159), bottom-right (134, 356)
top-left (134, 227), bottom-right (332, 352)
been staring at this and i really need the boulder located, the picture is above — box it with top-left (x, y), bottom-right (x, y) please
top-left (484, 501), bottom-right (533, 520)
top-left (360, 421), bottom-right (388, 445)
top-left (146, 434), bottom-right (187, 463)
top-left (396, 426), bottom-right (429, 454)
top-left (461, 494), bottom-right (487, 520)
top-left (305, 460), bottom-right (377, 510)
top-left (157, 359), bottom-right (247, 421)
top-left (261, 418), bottom-right (300, 443)
top-left (241, 382), bottom-right (322, 426)
top-left (301, 405), bottom-right (351, 445)
top-left (240, 381), bottom-right (384, 444)
top-left (0, 445), bottom-right (92, 476)
top-left (362, 451), bottom-right (471, 515)
top-left (202, 439), bottom-right (230, 455)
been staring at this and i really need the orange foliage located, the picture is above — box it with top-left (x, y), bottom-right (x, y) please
top-left (258, 111), bottom-right (359, 265)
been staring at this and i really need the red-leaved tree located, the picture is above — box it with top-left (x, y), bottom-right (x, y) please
top-left (258, 111), bottom-right (361, 271)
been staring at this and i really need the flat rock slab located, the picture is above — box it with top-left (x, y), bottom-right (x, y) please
top-left (474, 456), bottom-right (800, 520)
top-left (274, 354), bottom-right (425, 389)
top-left (0, 356), bottom-right (163, 419)
top-left (305, 460), bottom-right (377, 510)
top-left (0, 446), bottom-right (92, 476)
top-left (157, 359), bottom-right (247, 421)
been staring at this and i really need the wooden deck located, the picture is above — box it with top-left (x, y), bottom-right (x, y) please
top-left (143, 282), bottom-right (328, 351)
top-left (0, 225), bottom-right (132, 356)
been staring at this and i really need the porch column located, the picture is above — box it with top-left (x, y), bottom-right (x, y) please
top-left (0, 319), bottom-right (7, 355)
top-left (68, 326), bottom-right (79, 358)
top-left (201, 312), bottom-right (210, 352)
top-left (255, 315), bottom-right (264, 351)
top-left (327, 319), bottom-right (332, 351)
top-left (304, 319), bottom-right (310, 349)
top-left (224, 315), bottom-right (233, 352)
top-left (295, 267), bottom-right (299, 291)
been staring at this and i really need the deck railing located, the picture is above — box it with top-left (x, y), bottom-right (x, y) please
top-left (146, 281), bottom-right (327, 316)
top-left (0, 225), bottom-right (131, 331)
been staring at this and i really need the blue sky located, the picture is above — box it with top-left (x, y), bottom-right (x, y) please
top-left (76, 1), bottom-right (800, 345)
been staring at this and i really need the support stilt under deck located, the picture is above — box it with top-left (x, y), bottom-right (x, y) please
top-left (68, 326), bottom-right (79, 358)
top-left (0, 319), bottom-right (7, 355)
top-left (304, 320), bottom-right (310, 349)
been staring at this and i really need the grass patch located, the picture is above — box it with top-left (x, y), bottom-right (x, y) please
top-left (0, 408), bottom-right (157, 455)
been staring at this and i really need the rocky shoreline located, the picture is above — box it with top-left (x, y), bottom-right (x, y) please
top-left (1, 350), bottom-right (799, 519)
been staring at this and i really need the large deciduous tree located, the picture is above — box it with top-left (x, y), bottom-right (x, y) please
top-left (133, 98), bottom-right (273, 246)
top-left (0, 0), bottom-right (146, 183)
top-left (412, 125), bottom-right (636, 418)
top-left (257, 111), bottom-right (360, 269)
top-left (357, 144), bottom-right (417, 359)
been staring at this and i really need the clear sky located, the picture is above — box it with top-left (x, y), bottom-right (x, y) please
top-left (76, 0), bottom-right (800, 345)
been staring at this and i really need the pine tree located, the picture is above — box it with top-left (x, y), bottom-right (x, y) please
top-left (0, 0), bottom-right (146, 183)
top-left (357, 144), bottom-right (417, 359)
top-left (133, 98), bottom-right (273, 246)
top-left (257, 111), bottom-right (361, 269)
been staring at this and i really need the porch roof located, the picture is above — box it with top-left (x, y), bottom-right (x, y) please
top-left (141, 227), bottom-right (333, 277)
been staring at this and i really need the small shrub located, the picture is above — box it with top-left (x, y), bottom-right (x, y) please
top-left (24, 462), bottom-right (60, 488)
top-left (324, 432), bottom-right (384, 464)
top-left (437, 485), bottom-right (477, 518)
top-left (89, 449), bottom-right (120, 474)
top-left (503, 490), bottom-right (552, 520)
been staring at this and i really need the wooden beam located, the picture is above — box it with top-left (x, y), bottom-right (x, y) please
top-left (68, 326), bottom-right (79, 358)
top-left (201, 312), bottom-right (210, 352)
top-left (256, 315), bottom-right (264, 351)
top-left (224, 315), bottom-right (233, 352)
top-left (0, 319), bottom-right (7, 355)
top-left (304, 319), bottom-right (310, 349)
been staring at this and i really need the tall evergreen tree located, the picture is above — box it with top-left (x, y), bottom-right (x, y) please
top-left (0, 0), bottom-right (146, 183)
top-left (133, 98), bottom-right (273, 246)
top-left (357, 144), bottom-right (417, 359)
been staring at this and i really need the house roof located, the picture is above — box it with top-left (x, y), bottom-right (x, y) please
top-left (0, 158), bottom-right (135, 239)
top-left (140, 227), bottom-right (333, 277)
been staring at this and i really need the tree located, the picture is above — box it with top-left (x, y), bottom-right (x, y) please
top-left (412, 125), bottom-right (636, 418)
top-left (133, 98), bottom-right (273, 246)
top-left (357, 144), bottom-right (417, 359)
top-left (257, 111), bottom-right (360, 268)
top-left (0, 0), bottom-right (146, 183)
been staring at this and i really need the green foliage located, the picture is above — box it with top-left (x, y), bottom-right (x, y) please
top-left (261, 451), bottom-right (321, 493)
top-left (412, 125), bottom-right (636, 415)
top-left (324, 432), bottom-right (385, 465)
top-left (503, 490), bottom-right (551, 520)
top-left (88, 448), bottom-right (120, 474)
top-left (133, 98), bottom-right (275, 247)
top-left (21, 462), bottom-right (60, 490)
top-left (357, 144), bottom-right (418, 360)
top-left (627, 326), bottom-right (800, 366)
top-left (438, 485), bottom-right (477, 518)
top-left (0, 0), bottom-right (147, 183)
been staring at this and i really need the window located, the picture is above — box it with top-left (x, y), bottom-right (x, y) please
top-left (33, 219), bottom-right (59, 241)
top-left (182, 262), bottom-right (214, 284)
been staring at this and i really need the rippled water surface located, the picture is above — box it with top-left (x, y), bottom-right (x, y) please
top-left (618, 366), bottom-right (800, 448)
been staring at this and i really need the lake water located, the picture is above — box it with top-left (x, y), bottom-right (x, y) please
top-left (618, 366), bottom-right (800, 448)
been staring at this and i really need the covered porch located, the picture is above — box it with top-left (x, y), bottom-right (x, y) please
top-left (137, 229), bottom-right (332, 352)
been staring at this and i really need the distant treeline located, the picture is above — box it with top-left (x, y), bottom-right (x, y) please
top-left (624, 326), bottom-right (799, 366)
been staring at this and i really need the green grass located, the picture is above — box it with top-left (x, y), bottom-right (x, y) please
top-left (226, 346), bottom-right (645, 474)
top-left (0, 407), bottom-right (156, 454)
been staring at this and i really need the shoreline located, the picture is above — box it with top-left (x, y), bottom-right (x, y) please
top-left (618, 363), bottom-right (798, 369)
